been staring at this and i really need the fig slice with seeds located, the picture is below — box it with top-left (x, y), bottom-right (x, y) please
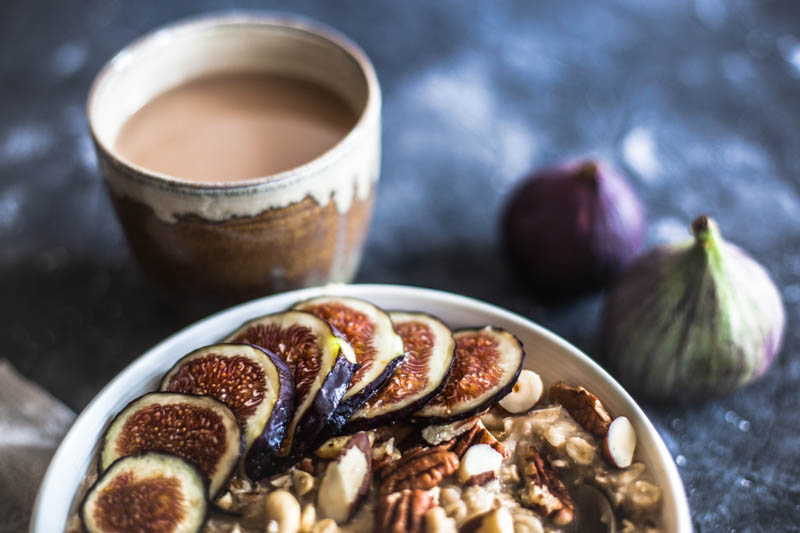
top-left (81, 452), bottom-right (208, 533)
top-left (293, 296), bottom-right (405, 427)
top-left (99, 392), bottom-right (242, 498)
top-left (160, 343), bottom-right (295, 481)
top-left (224, 310), bottom-right (357, 457)
top-left (413, 327), bottom-right (525, 423)
top-left (343, 312), bottom-right (455, 432)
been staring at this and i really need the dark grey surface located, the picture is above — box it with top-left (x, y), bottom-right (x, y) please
top-left (1, 0), bottom-right (798, 530)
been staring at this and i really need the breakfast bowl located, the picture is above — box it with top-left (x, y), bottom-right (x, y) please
top-left (31, 284), bottom-right (691, 532)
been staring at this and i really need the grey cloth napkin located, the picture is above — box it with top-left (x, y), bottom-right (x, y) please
top-left (0, 360), bottom-right (75, 533)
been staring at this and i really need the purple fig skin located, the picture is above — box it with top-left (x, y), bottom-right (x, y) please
top-left (244, 345), bottom-right (296, 481)
top-left (502, 160), bottom-right (645, 302)
top-left (326, 355), bottom-right (403, 432)
top-left (289, 351), bottom-right (358, 456)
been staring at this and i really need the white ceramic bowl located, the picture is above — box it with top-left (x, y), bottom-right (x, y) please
top-left (31, 284), bottom-right (691, 532)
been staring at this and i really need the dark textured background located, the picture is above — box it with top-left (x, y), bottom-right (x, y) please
top-left (1, 0), bottom-right (798, 530)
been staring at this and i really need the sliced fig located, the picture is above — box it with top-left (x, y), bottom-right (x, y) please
top-left (414, 327), bottom-right (525, 423)
top-left (224, 310), bottom-right (357, 456)
top-left (293, 296), bottom-right (405, 426)
top-left (344, 312), bottom-right (455, 432)
top-left (160, 343), bottom-right (295, 481)
top-left (99, 392), bottom-right (242, 497)
top-left (81, 452), bottom-right (208, 533)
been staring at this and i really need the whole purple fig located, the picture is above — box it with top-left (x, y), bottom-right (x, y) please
top-left (601, 215), bottom-right (785, 400)
top-left (501, 160), bottom-right (645, 302)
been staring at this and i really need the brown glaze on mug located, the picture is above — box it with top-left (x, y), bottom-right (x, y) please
top-left (110, 191), bottom-right (375, 308)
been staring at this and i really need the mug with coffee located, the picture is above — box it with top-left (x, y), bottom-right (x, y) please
top-left (88, 14), bottom-right (381, 309)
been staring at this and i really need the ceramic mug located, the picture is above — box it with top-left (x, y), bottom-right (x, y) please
top-left (87, 13), bottom-right (381, 309)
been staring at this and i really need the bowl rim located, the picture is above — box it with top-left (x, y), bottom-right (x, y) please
top-left (30, 283), bottom-right (691, 532)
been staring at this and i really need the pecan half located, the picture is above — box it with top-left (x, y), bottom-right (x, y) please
top-left (518, 443), bottom-right (574, 526)
top-left (450, 420), bottom-right (508, 458)
top-left (375, 489), bottom-right (438, 533)
top-left (549, 382), bottom-right (612, 436)
top-left (379, 445), bottom-right (459, 495)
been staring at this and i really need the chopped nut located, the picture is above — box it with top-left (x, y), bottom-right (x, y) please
top-left (421, 415), bottom-right (481, 446)
top-left (518, 443), bottom-right (574, 526)
top-left (499, 465), bottom-right (520, 484)
top-left (230, 476), bottom-right (254, 492)
top-left (498, 370), bottom-right (543, 414)
top-left (457, 444), bottom-right (503, 485)
top-left (300, 504), bottom-right (316, 533)
top-left (459, 507), bottom-right (514, 533)
top-left (549, 382), bottom-right (612, 437)
top-left (216, 490), bottom-right (234, 511)
top-left (604, 416), bottom-right (637, 468)
top-left (461, 485), bottom-right (496, 517)
top-left (296, 458), bottom-right (315, 474)
top-left (512, 513), bottom-right (544, 533)
top-left (292, 469), bottom-right (316, 496)
top-left (310, 518), bottom-right (341, 533)
top-left (315, 431), bottom-right (376, 459)
top-left (265, 490), bottom-right (301, 533)
top-left (375, 489), bottom-right (438, 533)
top-left (373, 437), bottom-right (397, 461)
top-left (424, 506), bottom-right (457, 533)
top-left (271, 474), bottom-right (292, 489)
top-left (442, 499), bottom-right (468, 525)
top-left (450, 421), bottom-right (508, 458)
top-left (439, 487), bottom-right (461, 508)
top-left (380, 445), bottom-right (459, 495)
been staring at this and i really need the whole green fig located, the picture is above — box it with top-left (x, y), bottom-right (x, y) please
top-left (601, 215), bottom-right (785, 400)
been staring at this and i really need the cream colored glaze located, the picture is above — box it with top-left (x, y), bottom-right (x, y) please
top-left (115, 73), bottom-right (358, 183)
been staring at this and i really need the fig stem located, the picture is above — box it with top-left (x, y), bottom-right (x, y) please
top-left (574, 161), bottom-right (601, 193)
top-left (691, 215), bottom-right (718, 245)
top-left (690, 215), bottom-right (724, 267)
top-left (575, 161), bottom-right (599, 182)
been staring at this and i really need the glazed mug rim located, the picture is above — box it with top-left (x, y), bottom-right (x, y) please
top-left (86, 11), bottom-right (381, 193)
